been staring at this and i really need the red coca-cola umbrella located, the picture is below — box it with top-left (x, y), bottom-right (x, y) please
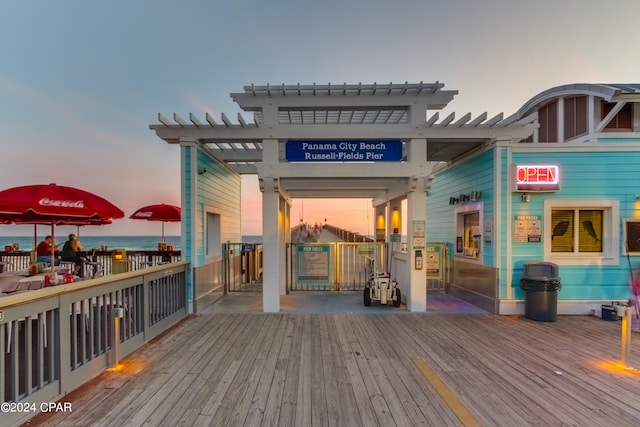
top-left (0, 183), bottom-right (124, 267)
top-left (129, 203), bottom-right (181, 243)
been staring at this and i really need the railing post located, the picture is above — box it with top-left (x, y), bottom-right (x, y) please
top-left (58, 294), bottom-right (71, 395)
top-left (620, 306), bottom-right (633, 369)
top-left (143, 274), bottom-right (151, 340)
top-left (109, 307), bottom-right (124, 367)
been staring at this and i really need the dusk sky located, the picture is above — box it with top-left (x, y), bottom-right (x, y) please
top-left (1, 0), bottom-right (639, 237)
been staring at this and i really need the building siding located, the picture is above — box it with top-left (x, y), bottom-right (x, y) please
top-left (427, 150), bottom-right (495, 266)
top-left (193, 148), bottom-right (241, 266)
top-left (510, 149), bottom-right (640, 301)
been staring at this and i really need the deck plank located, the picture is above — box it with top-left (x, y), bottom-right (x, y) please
top-left (207, 314), bottom-right (275, 427)
top-left (326, 316), bottom-right (364, 427)
top-left (332, 314), bottom-right (377, 427)
top-left (261, 314), bottom-right (297, 426)
top-left (242, 315), bottom-right (288, 426)
top-left (294, 315), bottom-right (313, 426)
top-left (274, 314), bottom-right (303, 426)
top-left (28, 310), bottom-right (640, 427)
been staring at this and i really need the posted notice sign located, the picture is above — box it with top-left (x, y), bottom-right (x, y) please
top-left (286, 140), bottom-right (402, 162)
top-left (296, 244), bottom-right (330, 285)
top-left (514, 215), bottom-right (542, 243)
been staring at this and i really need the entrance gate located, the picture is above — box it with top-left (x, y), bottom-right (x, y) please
top-left (223, 242), bottom-right (263, 292)
top-left (287, 242), bottom-right (389, 291)
top-left (222, 241), bottom-right (448, 293)
top-left (220, 242), bottom-right (450, 292)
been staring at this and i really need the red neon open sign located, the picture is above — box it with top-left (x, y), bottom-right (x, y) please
top-left (515, 165), bottom-right (560, 191)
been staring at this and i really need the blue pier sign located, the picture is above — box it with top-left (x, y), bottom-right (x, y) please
top-left (286, 140), bottom-right (402, 162)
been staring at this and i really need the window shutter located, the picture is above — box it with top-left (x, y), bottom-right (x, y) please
top-left (602, 101), bottom-right (633, 131)
top-left (539, 100), bottom-right (558, 142)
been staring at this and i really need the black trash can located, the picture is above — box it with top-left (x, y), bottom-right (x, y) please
top-left (520, 262), bottom-right (561, 322)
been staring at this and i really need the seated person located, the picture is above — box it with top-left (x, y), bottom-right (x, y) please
top-left (61, 234), bottom-right (87, 277)
top-left (36, 235), bottom-right (60, 266)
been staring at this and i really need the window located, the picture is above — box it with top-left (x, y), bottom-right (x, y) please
top-left (544, 199), bottom-right (619, 265)
top-left (624, 220), bottom-right (640, 254)
top-left (455, 203), bottom-right (483, 260)
top-left (551, 209), bottom-right (602, 253)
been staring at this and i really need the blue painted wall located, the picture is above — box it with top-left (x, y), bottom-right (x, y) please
top-left (510, 150), bottom-right (640, 301)
top-left (427, 150), bottom-right (496, 266)
top-left (428, 146), bottom-right (640, 303)
top-left (194, 148), bottom-right (241, 266)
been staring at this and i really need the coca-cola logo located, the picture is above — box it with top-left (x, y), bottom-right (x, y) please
top-left (39, 198), bottom-right (85, 209)
top-left (134, 211), bottom-right (153, 218)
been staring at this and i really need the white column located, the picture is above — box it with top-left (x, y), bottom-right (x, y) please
top-left (261, 137), bottom-right (282, 311)
top-left (262, 185), bottom-right (280, 312)
top-left (179, 137), bottom-right (197, 314)
top-left (406, 137), bottom-right (428, 312)
top-left (406, 189), bottom-right (427, 312)
top-left (279, 196), bottom-right (289, 295)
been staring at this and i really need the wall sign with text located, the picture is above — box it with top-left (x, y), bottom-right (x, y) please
top-left (514, 165), bottom-right (560, 191)
top-left (286, 140), bottom-right (403, 162)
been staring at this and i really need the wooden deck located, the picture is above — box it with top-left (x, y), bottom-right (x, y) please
top-left (26, 307), bottom-right (640, 426)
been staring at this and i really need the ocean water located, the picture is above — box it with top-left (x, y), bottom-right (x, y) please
top-left (1, 235), bottom-right (264, 251)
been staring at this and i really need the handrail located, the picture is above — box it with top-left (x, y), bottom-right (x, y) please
top-left (0, 261), bottom-right (189, 426)
top-left (0, 250), bottom-right (182, 276)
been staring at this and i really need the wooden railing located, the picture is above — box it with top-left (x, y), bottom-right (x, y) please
top-left (322, 224), bottom-right (373, 242)
top-left (0, 250), bottom-right (182, 277)
top-left (0, 262), bottom-right (189, 426)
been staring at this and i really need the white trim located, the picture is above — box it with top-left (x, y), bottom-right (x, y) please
top-left (557, 97), bottom-right (564, 143)
top-left (588, 95), bottom-right (595, 136)
top-left (499, 299), bottom-right (628, 316)
top-left (203, 205), bottom-right (222, 263)
top-left (543, 199), bottom-right (620, 266)
top-left (511, 143), bottom-right (640, 154)
top-left (505, 147), bottom-right (512, 299)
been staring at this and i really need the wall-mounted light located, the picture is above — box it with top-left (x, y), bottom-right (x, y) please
top-left (521, 193), bottom-right (531, 203)
top-left (391, 208), bottom-right (400, 234)
top-left (197, 167), bottom-right (207, 175)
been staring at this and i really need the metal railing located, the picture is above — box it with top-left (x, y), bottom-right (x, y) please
top-left (287, 242), bottom-right (388, 291)
top-left (224, 243), bottom-right (263, 292)
top-left (0, 262), bottom-right (188, 427)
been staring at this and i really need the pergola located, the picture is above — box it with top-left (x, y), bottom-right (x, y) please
top-left (150, 81), bottom-right (536, 312)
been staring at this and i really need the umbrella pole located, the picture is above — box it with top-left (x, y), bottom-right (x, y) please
top-left (51, 221), bottom-right (55, 272)
top-left (162, 222), bottom-right (165, 243)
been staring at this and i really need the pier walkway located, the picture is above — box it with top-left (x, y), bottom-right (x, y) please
top-left (25, 292), bottom-right (640, 426)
